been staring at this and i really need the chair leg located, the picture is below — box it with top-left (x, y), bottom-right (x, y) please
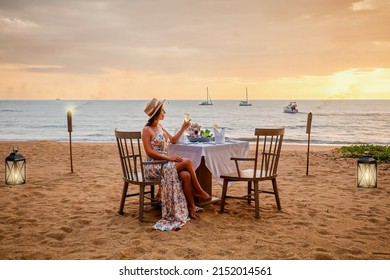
top-left (118, 182), bottom-right (129, 215)
top-left (220, 179), bottom-right (228, 213)
top-left (150, 185), bottom-right (155, 200)
top-left (254, 181), bottom-right (260, 219)
top-left (272, 178), bottom-right (282, 210)
top-left (139, 186), bottom-right (145, 222)
top-left (247, 182), bottom-right (252, 204)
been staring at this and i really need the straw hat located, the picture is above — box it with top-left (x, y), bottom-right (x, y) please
top-left (144, 98), bottom-right (165, 120)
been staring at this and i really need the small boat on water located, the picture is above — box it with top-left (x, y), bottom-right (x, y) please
top-left (199, 87), bottom-right (213, 105)
top-left (239, 87), bottom-right (252, 106)
top-left (283, 101), bottom-right (299, 113)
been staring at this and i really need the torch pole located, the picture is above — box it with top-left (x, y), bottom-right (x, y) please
top-left (306, 112), bottom-right (313, 176)
top-left (67, 110), bottom-right (73, 173)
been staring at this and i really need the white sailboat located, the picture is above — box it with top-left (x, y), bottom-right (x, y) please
top-left (239, 87), bottom-right (252, 106)
top-left (199, 87), bottom-right (213, 105)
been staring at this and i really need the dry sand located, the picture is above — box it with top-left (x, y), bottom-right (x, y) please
top-left (0, 141), bottom-right (389, 260)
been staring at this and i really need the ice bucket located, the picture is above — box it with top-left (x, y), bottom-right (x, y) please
top-left (214, 128), bottom-right (225, 144)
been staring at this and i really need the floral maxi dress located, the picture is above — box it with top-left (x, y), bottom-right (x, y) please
top-left (144, 129), bottom-right (189, 231)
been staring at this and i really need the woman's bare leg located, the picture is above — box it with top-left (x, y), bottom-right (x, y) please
top-left (178, 170), bottom-right (197, 219)
top-left (176, 159), bottom-right (211, 200)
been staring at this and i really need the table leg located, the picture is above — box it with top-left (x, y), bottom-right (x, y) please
top-left (195, 156), bottom-right (212, 196)
top-left (194, 157), bottom-right (221, 207)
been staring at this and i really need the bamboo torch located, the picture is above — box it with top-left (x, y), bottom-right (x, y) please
top-left (67, 109), bottom-right (73, 173)
top-left (306, 112), bottom-right (313, 176)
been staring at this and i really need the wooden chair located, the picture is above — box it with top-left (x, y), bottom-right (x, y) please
top-left (115, 129), bottom-right (166, 222)
top-left (220, 128), bottom-right (285, 219)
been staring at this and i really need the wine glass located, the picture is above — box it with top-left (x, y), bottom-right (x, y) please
top-left (184, 112), bottom-right (190, 122)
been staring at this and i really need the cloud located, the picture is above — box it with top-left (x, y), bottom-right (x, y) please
top-left (0, 1), bottom-right (390, 100)
top-left (351, 0), bottom-right (390, 11)
top-left (0, 16), bottom-right (38, 31)
top-left (373, 41), bottom-right (390, 47)
top-left (0, 63), bottom-right (63, 71)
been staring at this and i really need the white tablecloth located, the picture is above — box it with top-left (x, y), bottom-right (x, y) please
top-left (168, 140), bottom-right (250, 186)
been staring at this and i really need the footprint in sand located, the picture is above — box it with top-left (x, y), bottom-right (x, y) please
top-left (47, 232), bottom-right (66, 241)
top-left (60, 226), bottom-right (73, 233)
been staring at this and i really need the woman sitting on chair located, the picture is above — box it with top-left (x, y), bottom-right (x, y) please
top-left (142, 98), bottom-right (211, 231)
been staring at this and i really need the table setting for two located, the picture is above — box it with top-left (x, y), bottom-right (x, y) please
top-left (169, 113), bottom-right (250, 197)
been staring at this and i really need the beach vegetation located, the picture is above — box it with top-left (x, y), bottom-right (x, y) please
top-left (336, 145), bottom-right (390, 163)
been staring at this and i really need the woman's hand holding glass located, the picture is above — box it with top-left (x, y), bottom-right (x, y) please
top-left (182, 119), bottom-right (191, 131)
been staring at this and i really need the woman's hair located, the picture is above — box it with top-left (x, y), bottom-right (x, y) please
top-left (145, 106), bottom-right (163, 126)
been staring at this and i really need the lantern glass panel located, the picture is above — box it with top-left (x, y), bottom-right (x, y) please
top-left (5, 158), bottom-right (26, 185)
top-left (357, 162), bottom-right (377, 188)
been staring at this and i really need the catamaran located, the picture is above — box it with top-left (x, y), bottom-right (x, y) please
top-left (199, 87), bottom-right (213, 105)
top-left (239, 87), bottom-right (252, 106)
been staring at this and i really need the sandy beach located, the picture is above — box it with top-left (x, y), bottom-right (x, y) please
top-left (0, 141), bottom-right (389, 260)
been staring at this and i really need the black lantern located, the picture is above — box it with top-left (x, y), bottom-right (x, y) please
top-left (5, 146), bottom-right (26, 185)
top-left (357, 152), bottom-right (377, 188)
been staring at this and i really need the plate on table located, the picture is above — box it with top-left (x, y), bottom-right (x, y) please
top-left (187, 137), bottom-right (212, 143)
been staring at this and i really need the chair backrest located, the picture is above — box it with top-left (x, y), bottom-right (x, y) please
top-left (115, 129), bottom-right (145, 183)
top-left (253, 128), bottom-right (285, 178)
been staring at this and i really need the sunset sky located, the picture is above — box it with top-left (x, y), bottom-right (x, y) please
top-left (0, 0), bottom-right (389, 100)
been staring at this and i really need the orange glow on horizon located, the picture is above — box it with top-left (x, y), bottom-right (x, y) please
top-left (0, 64), bottom-right (389, 100)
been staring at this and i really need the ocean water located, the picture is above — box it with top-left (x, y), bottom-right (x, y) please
top-left (0, 100), bottom-right (389, 145)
